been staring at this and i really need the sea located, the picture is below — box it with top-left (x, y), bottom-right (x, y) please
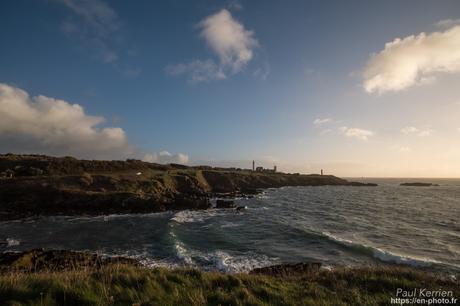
top-left (1, 178), bottom-right (459, 275)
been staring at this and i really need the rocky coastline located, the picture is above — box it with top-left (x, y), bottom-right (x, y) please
top-left (0, 154), bottom-right (376, 221)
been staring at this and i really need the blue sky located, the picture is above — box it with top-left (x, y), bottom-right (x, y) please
top-left (1, 0), bottom-right (460, 176)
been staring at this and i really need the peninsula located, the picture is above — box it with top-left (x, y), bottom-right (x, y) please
top-left (0, 154), bottom-right (371, 221)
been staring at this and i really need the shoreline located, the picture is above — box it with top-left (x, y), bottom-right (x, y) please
top-left (1, 248), bottom-right (458, 276)
top-left (1, 245), bottom-right (458, 277)
top-left (0, 154), bottom-right (375, 221)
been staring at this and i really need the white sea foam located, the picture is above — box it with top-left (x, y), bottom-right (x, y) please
top-left (174, 241), bottom-right (194, 265)
top-left (171, 210), bottom-right (205, 224)
top-left (196, 250), bottom-right (278, 273)
top-left (65, 212), bottom-right (172, 223)
top-left (371, 247), bottom-right (442, 267)
top-left (6, 238), bottom-right (20, 247)
top-left (171, 209), bottom-right (231, 224)
top-left (104, 249), bottom-right (277, 273)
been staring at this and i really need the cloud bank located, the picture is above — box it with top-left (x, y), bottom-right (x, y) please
top-left (339, 126), bottom-right (374, 140)
top-left (363, 25), bottom-right (460, 93)
top-left (0, 83), bottom-right (188, 163)
top-left (167, 9), bottom-right (258, 82)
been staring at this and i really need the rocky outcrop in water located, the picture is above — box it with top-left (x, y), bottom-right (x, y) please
top-left (348, 182), bottom-right (378, 186)
top-left (215, 200), bottom-right (235, 208)
top-left (400, 182), bottom-right (439, 187)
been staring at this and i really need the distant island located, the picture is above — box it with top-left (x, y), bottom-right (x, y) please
top-left (400, 182), bottom-right (440, 187)
top-left (0, 154), bottom-right (376, 221)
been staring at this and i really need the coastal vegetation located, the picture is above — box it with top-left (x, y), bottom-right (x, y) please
top-left (1, 261), bottom-right (458, 306)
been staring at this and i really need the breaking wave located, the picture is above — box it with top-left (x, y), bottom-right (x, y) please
top-left (320, 231), bottom-right (448, 268)
top-left (171, 209), bottom-right (233, 224)
top-left (171, 246), bottom-right (278, 273)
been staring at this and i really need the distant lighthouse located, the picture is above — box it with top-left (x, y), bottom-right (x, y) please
top-left (252, 160), bottom-right (255, 171)
top-left (321, 169), bottom-right (323, 176)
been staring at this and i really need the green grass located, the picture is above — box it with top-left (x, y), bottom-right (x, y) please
top-left (0, 265), bottom-right (458, 306)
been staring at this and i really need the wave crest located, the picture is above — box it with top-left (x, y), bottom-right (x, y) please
top-left (321, 232), bottom-right (443, 267)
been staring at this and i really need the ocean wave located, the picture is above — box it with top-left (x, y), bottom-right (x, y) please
top-left (110, 248), bottom-right (278, 273)
top-left (171, 210), bottom-right (205, 224)
top-left (321, 232), bottom-right (444, 267)
top-left (174, 241), bottom-right (194, 265)
top-left (201, 250), bottom-right (277, 273)
top-left (188, 249), bottom-right (277, 273)
top-left (65, 211), bottom-right (172, 222)
top-left (220, 221), bottom-right (242, 228)
top-left (167, 229), bottom-right (277, 272)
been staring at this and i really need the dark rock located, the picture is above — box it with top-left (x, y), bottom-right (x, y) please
top-left (400, 182), bottom-right (439, 187)
top-left (216, 199), bottom-right (235, 208)
top-left (250, 262), bottom-right (322, 277)
top-left (236, 206), bottom-right (247, 211)
top-left (348, 182), bottom-right (378, 186)
top-left (0, 169), bottom-right (14, 178)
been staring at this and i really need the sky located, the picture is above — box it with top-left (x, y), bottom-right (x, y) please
top-left (1, 0), bottom-right (460, 177)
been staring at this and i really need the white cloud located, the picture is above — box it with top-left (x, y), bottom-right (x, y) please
top-left (0, 83), bottom-right (188, 163)
top-left (313, 118), bottom-right (332, 126)
top-left (418, 129), bottom-right (433, 137)
top-left (168, 9), bottom-right (258, 82)
top-left (227, 0), bottom-right (243, 11)
top-left (199, 9), bottom-right (258, 72)
top-left (363, 25), bottom-right (460, 93)
top-left (339, 126), bottom-right (374, 140)
top-left (0, 83), bottom-right (129, 158)
top-left (401, 126), bottom-right (433, 137)
top-left (143, 151), bottom-right (189, 165)
top-left (401, 126), bottom-right (418, 134)
top-left (252, 62), bottom-right (270, 80)
top-left (166, 60), bottom-right (226, 83)
top-left (435, 19), bottom-right (460, 29)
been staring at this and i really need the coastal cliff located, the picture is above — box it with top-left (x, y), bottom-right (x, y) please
top-left (1, 154), bottom-right (356, 220)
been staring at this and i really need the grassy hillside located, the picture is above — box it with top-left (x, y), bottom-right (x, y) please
top-left (0, 264), bottom-right (458, 306)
